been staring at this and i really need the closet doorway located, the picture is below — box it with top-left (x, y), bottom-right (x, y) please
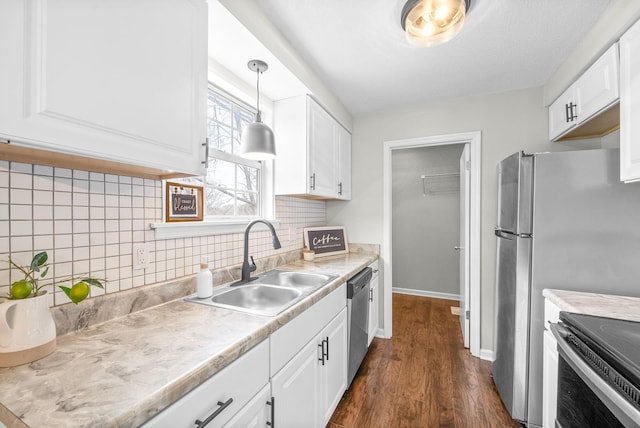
top-left (382, 132), bottom-right (481, 357)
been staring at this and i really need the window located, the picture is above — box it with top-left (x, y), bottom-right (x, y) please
top-left (177, 86), bottom-right (264, 218)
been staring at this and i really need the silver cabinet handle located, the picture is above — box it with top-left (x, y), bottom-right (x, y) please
top-left (310, 173), bottom-right (316, 190)
top-left (194, 397), bottom-right (233, 427)
top-left (454, 246), bottom-right (463, 251)
top-left (201, 137), bottom-right (210, 169)
top-left (266, 397), bottom-right (275, 427)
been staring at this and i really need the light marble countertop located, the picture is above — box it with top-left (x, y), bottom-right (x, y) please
top-left (543, 289), bottom-right (640, 322)
top-left (0, 252), bottom-right (378, 428)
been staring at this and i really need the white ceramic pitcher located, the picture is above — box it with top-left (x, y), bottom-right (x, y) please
top-left (0, 290), bottom-right (57, 367)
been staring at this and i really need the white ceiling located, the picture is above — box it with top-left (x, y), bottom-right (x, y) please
top-left (211, 0), bottom-right (611, 116)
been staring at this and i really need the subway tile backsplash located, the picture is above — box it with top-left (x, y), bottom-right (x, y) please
top-left (0, 160), bottom-right (326, 306)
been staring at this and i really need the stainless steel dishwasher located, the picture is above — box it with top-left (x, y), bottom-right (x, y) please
top-left (346, 267), bottom-right (372, 387)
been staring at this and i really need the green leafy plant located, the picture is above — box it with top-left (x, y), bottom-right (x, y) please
top-left (5, 252), bottom-right (105, 304)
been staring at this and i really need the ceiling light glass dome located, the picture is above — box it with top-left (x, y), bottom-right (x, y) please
top-left (401, 0), bottom-right (471, 47)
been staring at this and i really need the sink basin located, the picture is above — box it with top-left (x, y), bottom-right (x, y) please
top-left (185, 269), bottom-right (338, 316)
top-left (187, 285), bottom-right (303, 317)
top-left (257, 270), bottom-right (337, 290)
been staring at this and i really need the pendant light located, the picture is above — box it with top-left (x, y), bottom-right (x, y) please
top-left (240, 59), bottom-right (276, 160)
top-left (401, 0), bottom-right (471, 47)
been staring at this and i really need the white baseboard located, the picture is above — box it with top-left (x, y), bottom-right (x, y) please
top-left (392, 287), bottom-right (460, 301)
top-left (479, 348), bottom-right (494, 361)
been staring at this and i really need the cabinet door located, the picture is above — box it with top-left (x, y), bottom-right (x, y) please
top-left (319, 308), bottom-right (348, 426)
top-left (574, 44), bottom-right (619, 125)
top-left (336, 126), bottom-right (352, 200)
top-left (223, 384), bottom-right (272, 428)
top-left (0, 0), bottom-right (207, 175)
top-left (548, 88), bottom-right (576, 141)
top-left (620, 20), bottom-right (640, 182)
top-left (368, 275), bottom-right (379, 346)
top-left (271, 337), bottom-right (321, 428)
top-left (308, 99), bottom-right (337, 198)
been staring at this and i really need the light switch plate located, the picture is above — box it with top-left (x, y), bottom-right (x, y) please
top-left (133, 243), bottom-right (151, 270)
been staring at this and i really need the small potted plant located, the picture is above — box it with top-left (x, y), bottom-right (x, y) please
top-left (0, 252), bottom-right (105, 367)
top-left (4, 251), bottom-right (105, 303)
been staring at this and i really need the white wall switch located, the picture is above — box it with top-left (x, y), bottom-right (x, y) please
top-left (133, 243), bottom-right (151, 270)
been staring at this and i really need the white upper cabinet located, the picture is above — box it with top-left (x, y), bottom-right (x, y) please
top-left (309, 102), bottom-right (337, 197)
top-left (336, 125), bottom-right (352, 200)
top-left (549, 44), bottom-right (619, 142)
top-left (620, 18), bottom-right (640, 183)
top-left (0, 0), bottom-right (207, 176)
top-left (274, 95), bottom-right (352, 200)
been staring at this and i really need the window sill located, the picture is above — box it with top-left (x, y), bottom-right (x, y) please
top-left (150, 218), bottom-right (281, 240)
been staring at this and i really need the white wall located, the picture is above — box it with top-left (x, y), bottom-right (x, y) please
top-left (327, 86), bottom-right (594, 352)
top-left (392, 145), bottom-right (463, 296)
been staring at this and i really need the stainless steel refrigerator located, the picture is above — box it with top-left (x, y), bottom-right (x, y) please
top-left (492, 148), bottom-right (640, 428)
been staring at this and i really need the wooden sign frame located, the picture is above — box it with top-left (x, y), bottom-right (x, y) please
top-left (165, 182), bottom-right (204, 222)
top-left (303, 226), bottom-right (349, 257)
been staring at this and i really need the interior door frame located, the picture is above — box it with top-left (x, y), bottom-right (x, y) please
top-left (382, 131), bottom-right (482, 357)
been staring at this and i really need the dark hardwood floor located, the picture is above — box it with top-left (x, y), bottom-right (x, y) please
top-left (329, 293), bottom-right (521, 428)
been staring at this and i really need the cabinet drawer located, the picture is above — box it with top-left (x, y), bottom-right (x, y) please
top-left (144, 339), bottom-right (269, 428)
top-left (270, 283), bottom-right (346, 375)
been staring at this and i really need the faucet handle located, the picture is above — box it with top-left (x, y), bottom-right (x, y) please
top-left (249, 256), bottom-right (257, 273)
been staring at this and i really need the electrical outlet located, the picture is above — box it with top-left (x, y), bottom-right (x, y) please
top-left (133, 243), bottom-right (151, 270)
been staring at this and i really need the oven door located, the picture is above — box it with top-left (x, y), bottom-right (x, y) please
top-left (551, 323), bottom-right (640, 428)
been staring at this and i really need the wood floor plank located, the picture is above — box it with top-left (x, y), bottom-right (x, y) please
top-left (328, 293), bottom-right (522, 428)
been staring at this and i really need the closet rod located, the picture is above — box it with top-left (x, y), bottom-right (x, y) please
top-left (420, 172), bottom-right (460, 179)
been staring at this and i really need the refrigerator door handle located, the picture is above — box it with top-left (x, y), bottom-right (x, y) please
top-left (494, 228), bottom-right (532, 239)
top-left (494, 228), bottom-right (516, 239)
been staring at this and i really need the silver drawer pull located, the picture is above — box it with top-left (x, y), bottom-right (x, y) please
top-left (194, 397), bottom-right (233, 427)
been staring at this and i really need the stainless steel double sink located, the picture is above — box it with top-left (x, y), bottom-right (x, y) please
top-left (185, 270), bottom-right (338, 316)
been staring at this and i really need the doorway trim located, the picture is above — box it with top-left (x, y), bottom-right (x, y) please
top-left (382, 131), bottom-right (482, 357)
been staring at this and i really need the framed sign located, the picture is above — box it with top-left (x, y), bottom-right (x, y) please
top-left (303, 226), bottom-right (349, 257)
top-left (165, 182), bottom-right (204, 222)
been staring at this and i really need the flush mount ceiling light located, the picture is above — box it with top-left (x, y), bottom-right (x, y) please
top-left (240, 59), bottom-right (276, 160)
top-left (401, 0), bottom-right (471, 47)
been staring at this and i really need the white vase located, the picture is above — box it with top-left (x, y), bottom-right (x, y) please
top-left (0, 290), bottom-right (57, 367)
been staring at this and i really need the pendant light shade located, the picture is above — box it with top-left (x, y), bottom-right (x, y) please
top-left (401, 0), bottom-right (471, 47)
top-left (240, 59), bottom-right (276, 160)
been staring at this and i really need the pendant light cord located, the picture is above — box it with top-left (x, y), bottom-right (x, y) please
top-left (255, 67), bottom-right (261, 121)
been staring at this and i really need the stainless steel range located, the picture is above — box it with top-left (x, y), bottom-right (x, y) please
top-left (551, 312), bottom-right (640, 428)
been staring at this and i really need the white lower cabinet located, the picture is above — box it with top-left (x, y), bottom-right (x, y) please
top-left (144, 283), bottom-right (349, 428)
top-left (272, 308), bottom-right (348, 428)
top-left (367, 260), bottom-right (380, 346)
top-left (319, 308), bottom-right (348, 424)
top-left (271, 331), bottom-right (321, 427)
top-left (143, 340), bottom-right (270, 428)
top-left (542, 299), bottom-right (561, 428)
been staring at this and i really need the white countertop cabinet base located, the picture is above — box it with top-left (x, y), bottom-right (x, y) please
top-left (272, 308), bottom-right (347, 428)
top-left (367, 260), bottom-right (380, 346)
top-left (0, 0), bottom-right (207, 176)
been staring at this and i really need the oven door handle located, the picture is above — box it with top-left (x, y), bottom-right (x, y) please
top-left (550, 323), bottom-right (640, 428)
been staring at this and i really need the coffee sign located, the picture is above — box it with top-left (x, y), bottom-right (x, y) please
top-left (304, 226), bottom-right (349, 257)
